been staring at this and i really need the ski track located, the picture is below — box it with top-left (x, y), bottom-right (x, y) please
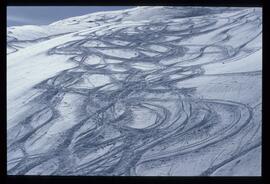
top-left (7, 7), bottom-right (262, 176)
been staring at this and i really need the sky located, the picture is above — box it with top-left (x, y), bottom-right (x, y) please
top-left (7, 6), bottom-right (134, 27)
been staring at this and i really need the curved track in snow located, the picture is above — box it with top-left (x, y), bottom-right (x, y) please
top-left (7, 7), bottom-right (262, 176)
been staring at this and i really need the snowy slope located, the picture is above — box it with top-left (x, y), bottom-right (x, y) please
top-left (7, 6), bottom-right (262, 176)
top-left (7, 6), bottom-right (242, 54)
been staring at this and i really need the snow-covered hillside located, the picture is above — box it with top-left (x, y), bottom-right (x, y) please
top-left (7, 6), bottom-right (262, 176)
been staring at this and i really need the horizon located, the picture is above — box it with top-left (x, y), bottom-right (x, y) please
top-left (7, 6), bottom-right (134, 27)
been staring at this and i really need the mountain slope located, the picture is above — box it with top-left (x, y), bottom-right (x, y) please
top-left (7, 6), bottom-right (262, 176)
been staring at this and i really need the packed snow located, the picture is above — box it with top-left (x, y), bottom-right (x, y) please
top-left (7, 6), bottom-right (262, 176)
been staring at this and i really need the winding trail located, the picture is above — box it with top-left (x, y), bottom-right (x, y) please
top-left (7, 7), bottom-right (262, 176)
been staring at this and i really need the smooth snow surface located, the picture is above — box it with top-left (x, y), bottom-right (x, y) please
top-left (7, 6), bottom-right (262, 176)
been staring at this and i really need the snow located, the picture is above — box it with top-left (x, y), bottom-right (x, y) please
top-left (7, 6), bottom-right (261, 176)
top-left (96, 48), bottom-right (139, 59)
top-left (203, 49), bottom-right (262, 74)
top-left (131, 62), bottom-right (160, 71)
top-left (84, 54), bottom-right (103, 65)
top-left (128, 106), bottom-right (157, 129)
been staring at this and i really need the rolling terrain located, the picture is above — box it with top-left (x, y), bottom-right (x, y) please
top-left (7, 6), bottom-right (262, 176)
